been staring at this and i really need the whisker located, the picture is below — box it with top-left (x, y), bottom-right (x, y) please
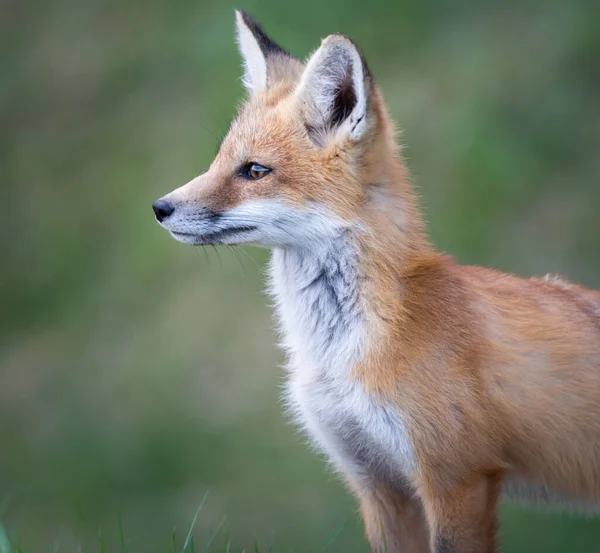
top-left (236, 246), bottom-right (264, 274)
top-left (200, 124), bottom-right (221, 146)
top-left (195, 246), bottom-right (210, 267)
top-left (212, 245), bottom-right (223, 267)
top-left (226, 245), bottom-right (245, 273)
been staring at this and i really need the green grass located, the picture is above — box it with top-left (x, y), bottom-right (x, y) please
top-left (0, 511), bottom-right (236, 553)
top-left (0, 525), bottom-right (11, 553)
top-left (0, 494), bottom-right (362, 552)
top-left (4, 502), bottom-right (600, 552)
top-left (0, 508), bottom-right (354, 553)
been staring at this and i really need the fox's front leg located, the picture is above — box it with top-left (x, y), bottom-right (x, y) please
top-left (420, 472), bottom-right (503, 553)
top-left (358, 480), bottom-right (430, 553)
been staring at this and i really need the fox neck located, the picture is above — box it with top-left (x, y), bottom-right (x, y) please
top-left (269, 233), bottom-right (366, 377)
top-left (269, 151), bottom-right (431, 377)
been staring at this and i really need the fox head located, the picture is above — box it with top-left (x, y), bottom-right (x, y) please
top-left (153, 11), bottom-right (400, 249)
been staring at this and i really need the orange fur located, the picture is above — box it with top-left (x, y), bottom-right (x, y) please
top-left (156, 14), bottom-right (600, 553)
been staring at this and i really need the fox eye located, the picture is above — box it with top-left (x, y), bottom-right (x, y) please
top-left (240, 163), bottom-right (271, 180)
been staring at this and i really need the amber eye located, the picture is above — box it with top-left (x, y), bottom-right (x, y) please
top-left (240, 163), bottom-right (271, 180)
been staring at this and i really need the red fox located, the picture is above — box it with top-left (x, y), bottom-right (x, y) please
top-left (153, 11), bottom-right (600, 553)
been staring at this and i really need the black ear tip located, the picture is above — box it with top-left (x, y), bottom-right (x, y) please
top-left (236, 10), bottom-right (265, 39)
top-left (237, 10), bottom-right (259, 29)
top-left (236, 10), bottom-right (293, 60)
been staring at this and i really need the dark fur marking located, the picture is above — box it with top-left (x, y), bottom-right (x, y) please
top-left (331, 65), bottom-right (357, 128)
top-left (281, 234), bottom-right (360, 358)
top-left (194, 225), bottom-right (257, 244)
top-left (435, 536), bottom-right (456, 553)
top-left (239, 11), bottom-right (294, 59)
top-left (350, 114), bottom-right (364, 134)
top-left (203, 209), bottom-right (221, 221)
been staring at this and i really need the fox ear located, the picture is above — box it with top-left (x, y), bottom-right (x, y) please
top-left (296, 35), bottom-right (373, 144)
top-left (235, 10), bottom-right (295, 94)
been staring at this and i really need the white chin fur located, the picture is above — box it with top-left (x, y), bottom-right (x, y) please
top-left (169, 232), bottom-right (197, 245)
top-left (168, 229), bottom-right (259, 246)
top-left (168, 231), bottom-right (206, 245)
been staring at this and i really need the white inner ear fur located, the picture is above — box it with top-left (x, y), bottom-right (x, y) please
top-left (235, 11), bottom-right (267, 93)
top-left (296, 37), bottom-right (369, 141)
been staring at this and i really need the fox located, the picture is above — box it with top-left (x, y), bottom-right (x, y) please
top-left (152, 11), bottom-right (600, 553)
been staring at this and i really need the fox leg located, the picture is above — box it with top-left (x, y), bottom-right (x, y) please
top-left (359, 480), bottom-right (430, 553)
top-left (420, 472), bottom-right (503, 553)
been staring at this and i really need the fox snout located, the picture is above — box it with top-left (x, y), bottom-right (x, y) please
top-left (151, 195), bottom-right (227, 245)
top-left (152, 199), bottom-right (174, 223)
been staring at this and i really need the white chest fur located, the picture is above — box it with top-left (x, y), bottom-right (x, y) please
top-left (269, 238), bottom-right (417, 486)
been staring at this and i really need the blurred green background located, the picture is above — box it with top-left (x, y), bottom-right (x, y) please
top-left (1, 0), bottom-right (599, 550)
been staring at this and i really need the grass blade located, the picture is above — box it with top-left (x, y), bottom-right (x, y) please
top-left (171, 528), bottom-right (178, 553)
top-left (220, 530), bottom-right (230, 553)
top-left (319, 516), bottom-right (351, 552)
top-left (182, 491), bottom-right (209, 553)
top-left (0, 524), bottom-right (11, 553)
top-left (117, 509), bottom-right (126, 553)
top-left (205, 516), bottom-right (227, 552)
top-left (98, 527), bottom-right (106, 553)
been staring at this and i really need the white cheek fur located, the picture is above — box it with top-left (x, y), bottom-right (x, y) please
top-left (224, 200), bottom-right (346, 247)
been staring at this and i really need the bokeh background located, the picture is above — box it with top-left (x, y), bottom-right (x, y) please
top-left (2, 0), bottom-right (600, 551)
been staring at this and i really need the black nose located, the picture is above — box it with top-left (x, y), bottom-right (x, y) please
top-left (152, 199), bottom-right (174, 222)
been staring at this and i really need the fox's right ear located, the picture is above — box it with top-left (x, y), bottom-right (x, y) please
top-left (235, 10), bottom-right (297, 94)
top-left (296, 35), bottom-right (374, 144)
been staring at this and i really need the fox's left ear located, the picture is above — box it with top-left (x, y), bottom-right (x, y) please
top-left (235, 10), bottom-right (299, 94)
top-left (296, 35), bottom-right (374, 143)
